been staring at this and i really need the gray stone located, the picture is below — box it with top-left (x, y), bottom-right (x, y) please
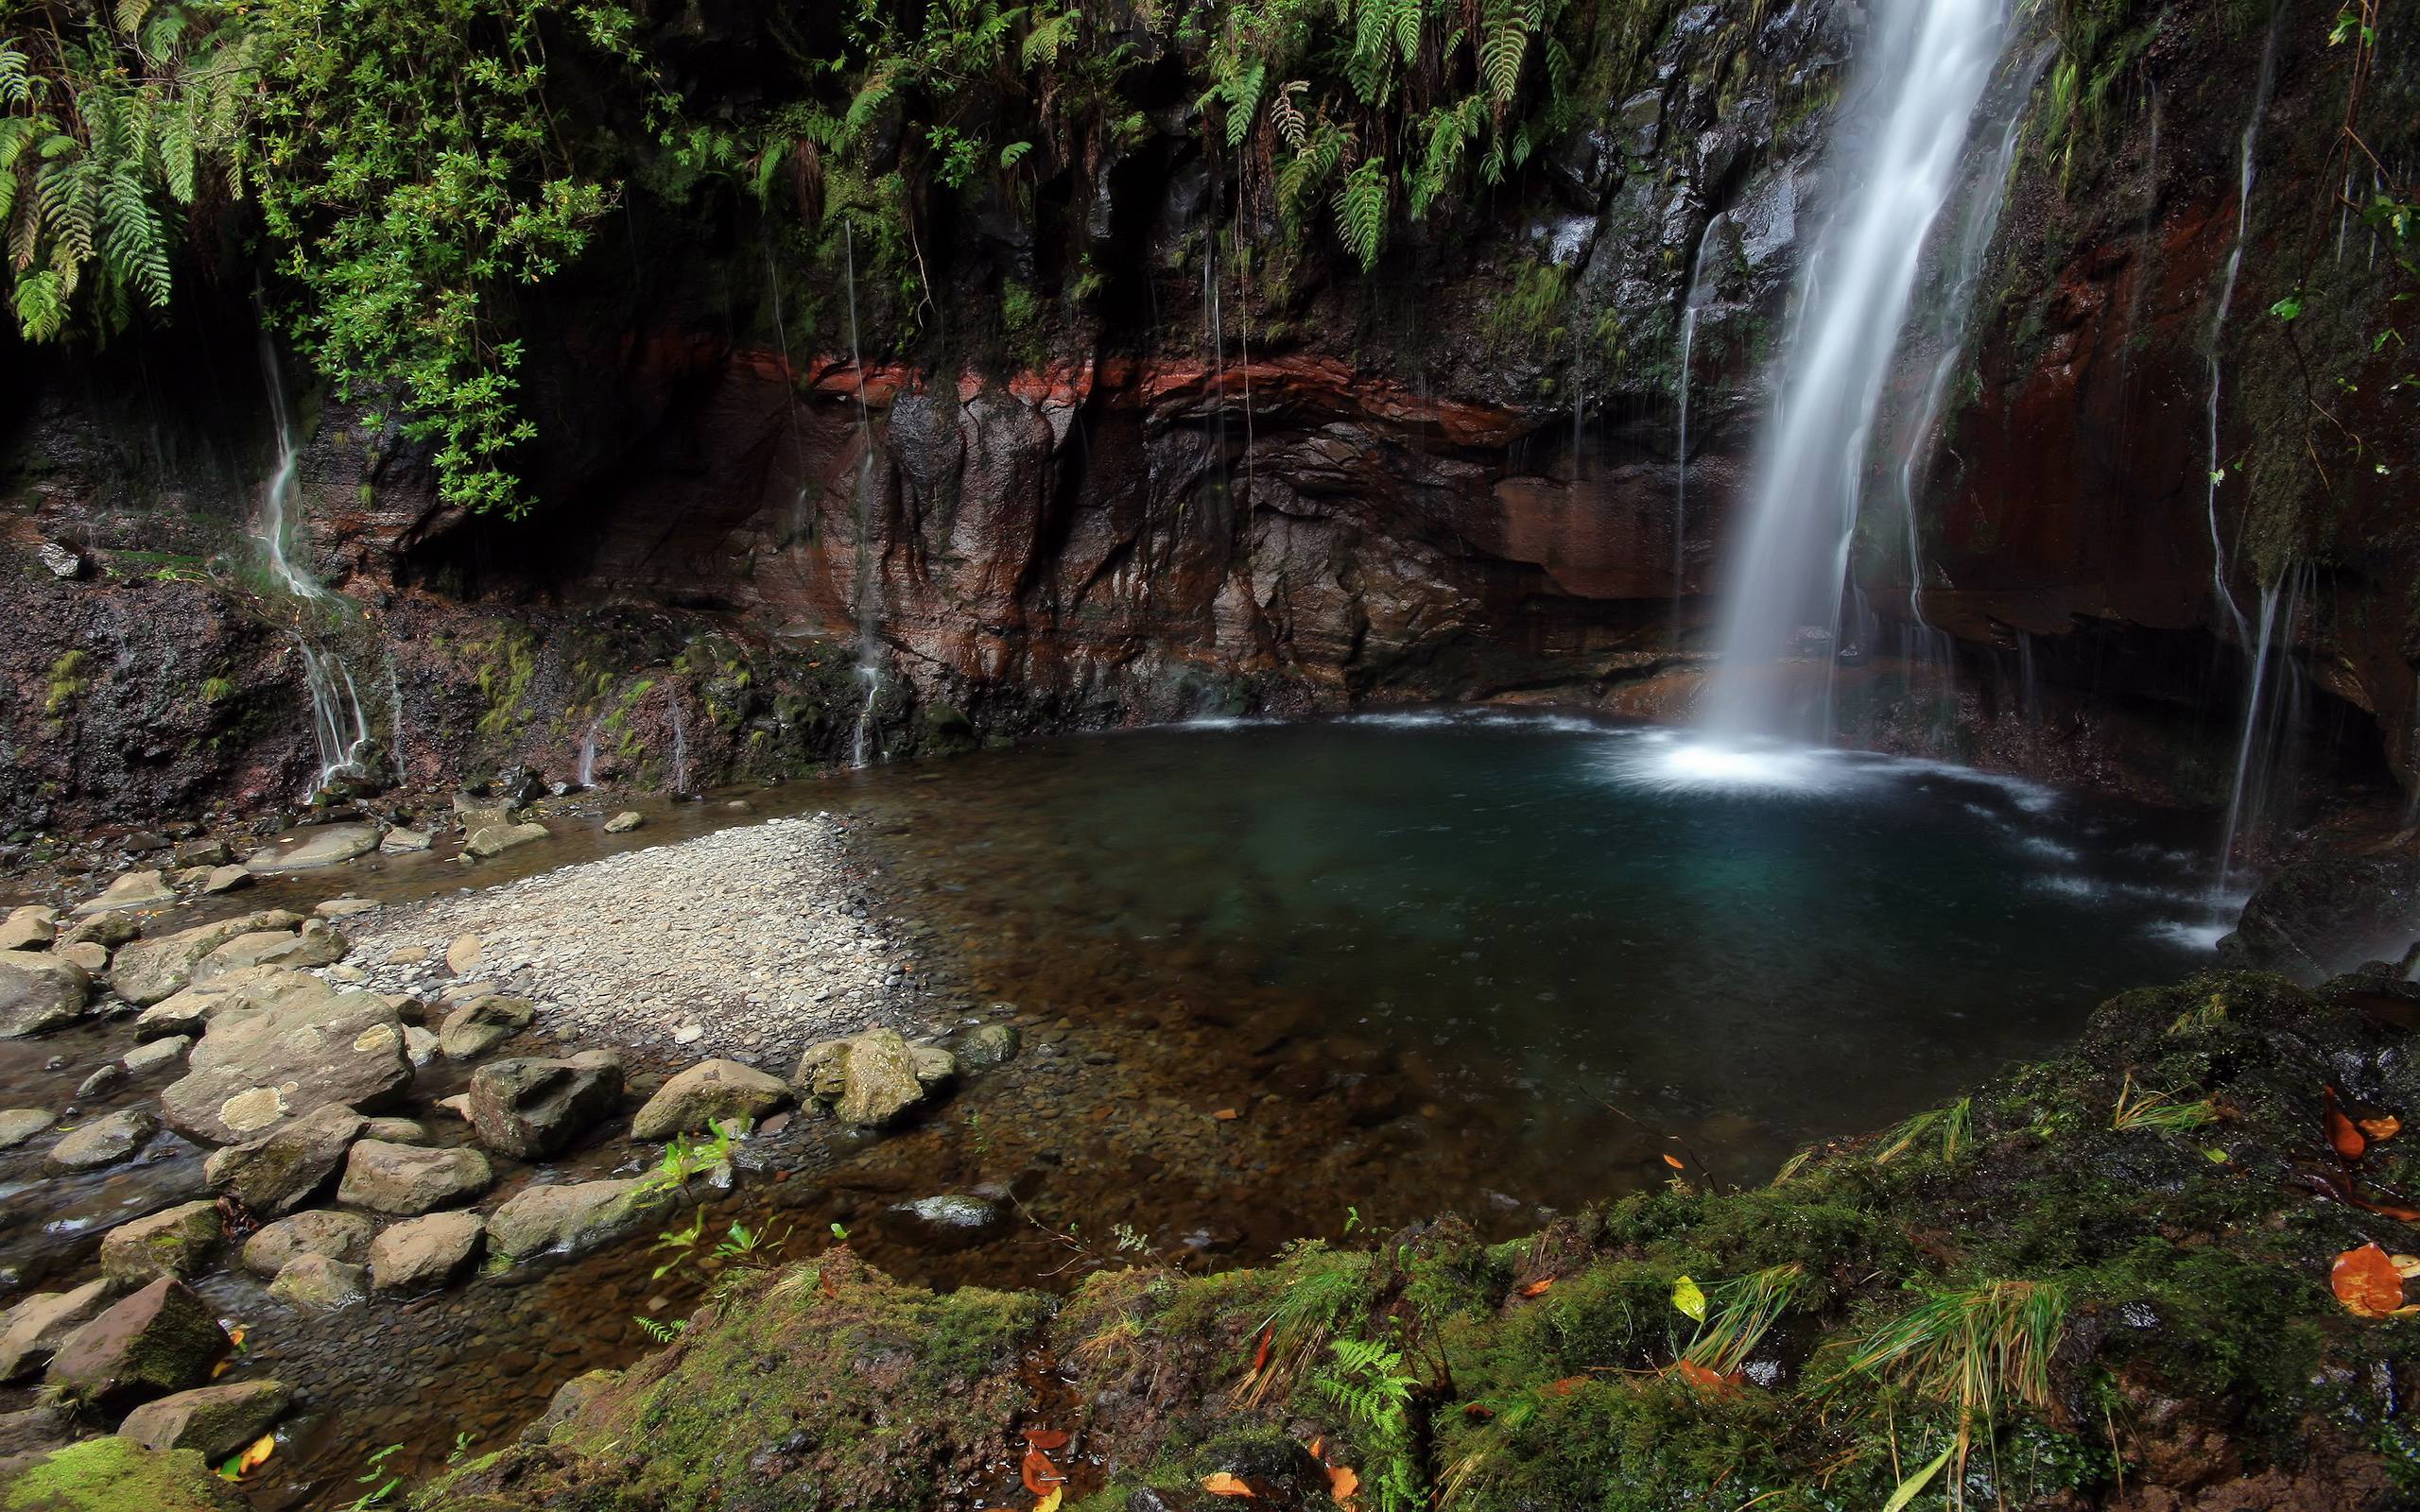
top-left (0, 905), bottom-right (56, 953)
top-left (37, 541), bottom-right (82, 578)
top-left (44, 1278), bottom-right (229, 1408)
top-left (122, 1036), bottom-right (191, 1077)
top-left (160, 971), bottom-right (412, 1144)
top-left (336, 1139), bottom-right (493, 1214)
top-left (488, 1178), bottom-right (676, 1262)
top-left (46, 1107), bottom-right (159, 1172)
top-left (243, 822), bottom-right (381, 874)
top-left (97, 1201), bottom-right (222, 1285)
top-left (445, 935), bottom-right (485, 974)
top-left (0, 1278), bottom-right (115, 1381)
top-left (314, 897), bottom-right (381, 919)
top-left (170, 840), bottom-right (232, 869)
top-left (268, 1253), bottom-right (365, 1309)
top-left (0, 950), bottom-right (90, 1038)
top-left (631, 1058), bottom-right (790, 1142)
top-left (366, 1211), bottom-right (483, 1293)
top-left (56, 939), bottom-right (110, 973)
top-left (795, 1028), bottom-right (949, 1126)
top-left (239, 1211), bottom-right (375, 1277)
top-left (468, 1051), bottom-right (622, 1160)
top-left (75, 1063), bottom-right (123, 1099)
top-left (438, 994), bottom-right (535, 1059)
top-left (0, 1108), bottom-right (56, 1148)
top-left (201, 1104), bottom-right (367, 1216)
top-left (200, 866), bottom-right (253, 895)
top-left (379, 828), bottom-right (433, 853)
top-left (878, 1193), bottom-right (1009, 1252)
top-left (465, 820), bottom-right (549, 858)
top-left (72, 869), bottom-right (176, 916)
top-left (58, 912), bottom-right (141, 951)
top-left (110, 912), bottom-right (303, 1007)
top-left (117, 1378), bottom-right (292, 1463)
top-left (955, 1022), bottom-right (1021, 1068)
top-left (193, 919), bottom-right (346, 984)
top-left (604, 811), bottom-right (645, 833)
top-left (403, 1024), bottom-right (441, 1065)
top-left (361, 1117), bottom-right (427, 1143)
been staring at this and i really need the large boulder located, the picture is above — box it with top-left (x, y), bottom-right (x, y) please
top-left (335, 1140), bottom-right (493, 1214)
top-left (243, 822), bottom-right (381, 874)
top-left (438, 994), bottom-right (535, 1059)
top-left (160, 972), bottom-right (412, 1144)
top-left (239, 1211), bottom-right (376, 1277)
top-left (45, 1108), bottom-right (158, 1173)
top-left (44, 1278), bottom-right (229, 1408)
top-left (367, 1211), bottom-right (484, 1293)
top-left (0, 906), bottom-right (56, 953)
top-left (488, 1178), bottom-right (677, 1262)
top-left (631, 1059), bottom-right (791, 1141)
top-left (0, 1437), bottom-right (249, 1511)
top-left (71, 868), bottom-right (176, 916)
top-left (110, 912), bottom-right (303, 1007)
top-left (268, 1253), bottom-right (365, 1309)
top-left (795, 1028), bottom-right (955, 1126)
top-left (191, 919), bottom-right (346, 984)
top-left (0, 952), bottom-right (90, 1038)
top-left (2218, 854), bottom-right (2420, 985)
top-left (0, 1279), bottom-right (115, 1382)
top-left (97, 1202), bottom-right (222, 1285)
top-left (465, 820), bottom-right (550, 858)
top-left (133, 962), bottom-right (308, 1041)
top-left (116, 1378), bottom-right (292, 1463)
top-left (200, 1104), bottom-right (367, 1216)
top-left (468, 1051), bottom-right (623, 1160)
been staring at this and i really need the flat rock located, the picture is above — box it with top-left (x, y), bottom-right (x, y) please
top-left (122, 1036), bottom-right (190, 1077)
top-left (56, 940), bottom-right (110, 973)
top-left (0, 1108), bottom-right (56, 1149)
top-left (0, 1278), bottom-right (115, 1381)
top-left (72, 868), bottom-right (176, 916)
top-left (45, 1107), bottom-right (159, 1173)
top-left (239, 1211), bottom-right (375, 1277)
top-left (243, 822), bottom-right (381, 875)
top-left (0, 1436), bottom-right (248, 1511)
top-left (604, 811), bottom-right (645, 833)
top-left (200, 865), bottom-right (253, 895)
top-left (631, 1058), bottom-right (791, 1141)
top-left (488, 1177), bottom-right (676, 1262)
top-left (201, 1104), bottom-right (367, 1216)
top-left (439, 994), bottom-right (534, 1059)
top-left (193, 920), bottom-right (346, 984)
top-left (0, 951), bottom-right (90, 1038)
top-left (171, 840), bottom-right (232, 868)
top-left (315, 898), bottom-right (381, 919)
top-left (97, 1201), bottom-right (222, 1285)
top-left (268, 1253), bottom-right (365, 1309)
top-left (379, 828), bottom-right (434, 853)
top-left (336, 1140), bottom-right (493, 1214)
top-left (468, 1051), bottom-right (623, 1160)
top-left (117, 1377), bottom-right (292, 1463)
top-left (160, 972), bottom-right (412, 1144)
top-left (361, 1116), bottom-right (427, 1143)
top-left (110, 912), bottom-right (303, 1007)
top-left (366, 1211), bottom-right (483, 1293)
top-left (444, 935), bottom-right (485, 975)
top-left (464, 820), bottom-right (549, 859)
top-left (45, 1277), bottom-right (229, 1408)
top-left (0, 906), bottom-right (56, 953)
top-left (58, 912), bottom-right (141, 951)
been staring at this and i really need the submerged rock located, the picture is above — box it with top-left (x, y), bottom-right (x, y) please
top-left (488, 1177), bottom-right (676, 1262)
top-left (45, 1107), bottom-right (158, 1173)
top-left (878, 1194), bottom-right (1009, 1252)
top-left (239, 1210), bottom-right (376, 1277)
top-left (243, 822), bottom-right (381, 874)
top-left (268, 1252), bottom-right (366, 1309)
top-left (468, 1051), bottom-right (623, 1159)
top-left (631, 1058), bottom-right (791, 1141)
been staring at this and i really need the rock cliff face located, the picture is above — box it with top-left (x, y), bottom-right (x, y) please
top-left (0, 0), bottom-right (2411, 830)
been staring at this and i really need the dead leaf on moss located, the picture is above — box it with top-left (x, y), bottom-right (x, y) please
top-left (2361, 1114), bottom-right (2403, 1142)
top-left (1032, 1490), bottom-right (1063, 1512)
top-left (1327, 1464), bottom-right (1361, 1502)
top-left (2325, 1086), bottom-right (2367, 1160)
top-left (1670, 1359), bottom-right (1739, 1395)
top-left (1201, 1471), bottom-right (1255, 1497)
top-left (1022, 1429), bottom-right (1070, 1452)
top-left (1515, 1278), bottom-right (1554, 1298)
top-left (2333, 1243), bottom-right (2409, 1316)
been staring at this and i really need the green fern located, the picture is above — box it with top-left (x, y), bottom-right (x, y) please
top-left (1314, 1337), bottom-right (1423, 1512)
top-left (1332, 155), bottom-right (1388, 272)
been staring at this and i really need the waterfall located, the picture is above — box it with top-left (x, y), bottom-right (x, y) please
top-left (576, 707), bottom-right (604, 788)
top-left (1699, 0), bottom-right (2011, 742)
top-left (667, 690), bottom-right (693, 795)
top-left (256, 329), bottom-right (323, 605)
top-left (842, 222), bottom-right (886, 770)
top-left (2214, 565), bottom-right (2313, 897)
top-left (296, 641), bottom-right (372, 792)
top-left (2200, 17), bottom-right (2284, 649)
top-left (1671, 232), bottom-right (1720, 634)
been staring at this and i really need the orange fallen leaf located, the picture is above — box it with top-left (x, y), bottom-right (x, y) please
top-left (233, 1435), bottom-right (274, 1474)
top-left (1670, 1359), bottom-right (1738, 1395)
top-left (2333, 1243), bottom-right (2406, 1316)
top-left (1201, 1471), bottom-right (1255, 1497)
top-left (1543, 1375), bottom-right (1590, 1397)
top-left (1306, 1436), bottom-right (1322, 1460)
top-left (1327, 1465), bottom-right (1361, 1502)
top-left (1033, 1490), bottom-right (1063, 1512)
top-left (2325, 1087), bottom-right (2367, 1160)
top-left (2361, 1114), bottom-right (2404, 1142)
top-left (1213, 1108), bottom-right (1239, 1121)
top-left (1251, 1324), bottom-right (1272, 1374)
top-left (1021, 1452), bottom-right (1064, 1496)
top-left (1516, 1278), bottom-right (1554, 1298)
top-left (1662, 1153), bottom-right (1686, 1171)
top-left (1022, 1429), bottom-right (1070, 1452)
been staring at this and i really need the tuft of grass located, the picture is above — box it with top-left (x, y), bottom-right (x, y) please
top-left (2111, 1072), bottom-right (2220, 1132)
top-left (1233, 1248), bottom-right (1369, 1409)
top-left (1836, 1279), bottom-right (2070, 1495)
top-left (1876, 1096), bottom-right (1974, 1165)
top-left (1681, 1263), bottom-right (1807, 1378)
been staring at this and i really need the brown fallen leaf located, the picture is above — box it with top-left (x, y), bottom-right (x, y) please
top-left (1516, 1278), bottom-right (1555, 1298)
top-left (1213, 1108), bottom-right (1239, 1122)
top-left (1327, 1465), bottom-right (1361, 1502)
top-left (1022, 1428), bottom-right (1070, 1452)
top-left (1662, 1153), bottom-right (1686, 1171)
top-left (1201, 1471), bottom-right (1255, 1497)
top-left (2333, 1243), bottom-right (2406, 1316)
top-left (1670, 1359), bottom-right (1739, 1396)
top-left (1251, 1324), bottom-right (1272, 1374)
top-left (1542, 1375), bottom-right (1590, 1397)
top-left (2361, 1114), bottom-right (2404, 1143)
top-left (1021, 1452), bottom-right (1064, 1496)
top-left (2325, 1086), bottom-right (2367, 1160)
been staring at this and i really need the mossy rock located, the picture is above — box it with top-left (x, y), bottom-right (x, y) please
top-left (0, 1436), bottom-right (247, 1512)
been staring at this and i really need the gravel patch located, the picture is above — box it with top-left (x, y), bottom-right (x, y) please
top-left (342, 816), bottom-right (915, 1066)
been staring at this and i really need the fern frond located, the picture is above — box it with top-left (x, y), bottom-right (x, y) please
top-left (0, 40), bottom-right (30, 107)
top-left (1270, 82), bottom-right (1308, 150)
top-left (1332, 156), bottom-right (1388, 272)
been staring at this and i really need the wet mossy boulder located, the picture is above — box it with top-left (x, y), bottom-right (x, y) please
top-left (200, 1104), bottom-right (367, 1216)
top-left (95, 1204), bottom-right (221, 1286)
top-left (486, 1178), bottom-right (675, 1263)
top-left (467, 1052), bottom-right (622, 1160)
top-left (629, 1058), bottom-right (789, 1141)
top-left (43, 1279), bottom-right (228, 1410)
top-left (0, 1435), bottom-right (248, 1511)
top-left (2219, 853), bottom-right (2420, 985)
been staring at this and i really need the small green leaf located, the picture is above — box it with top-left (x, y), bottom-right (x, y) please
top-left (1672, 1275), bottom-right (1706, 1323)
top-left (2204, 1146), bottom-right (2230, 1162)
top-left (1883, 1443), bottom-right (1958, 1512)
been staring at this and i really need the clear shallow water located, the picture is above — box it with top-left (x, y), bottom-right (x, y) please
top-left (862, 710), bottom-right (2218, 1188)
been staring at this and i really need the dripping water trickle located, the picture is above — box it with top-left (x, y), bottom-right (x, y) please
top-left (1671, 231), bottom-right (1720, 636)
top-left (842, 222), bottom-right (885, 769)
top-left (2200, 15), bottom-right (2284, 650)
